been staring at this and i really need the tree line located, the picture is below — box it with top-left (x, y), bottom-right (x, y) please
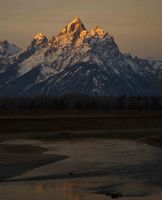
top-left (0, 95), bottom-right (162, 111)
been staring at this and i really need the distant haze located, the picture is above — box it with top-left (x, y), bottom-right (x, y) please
top-left (0, 0), bottom-right (161, 59)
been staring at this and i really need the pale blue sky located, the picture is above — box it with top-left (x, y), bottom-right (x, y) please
top-left (0, 0), bottom-right (161, 59)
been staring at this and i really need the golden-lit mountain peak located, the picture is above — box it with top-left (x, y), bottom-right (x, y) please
top-left (90, 26), bottom-right (108, 38)
top-left (31, 33), bottom-right (48, 48)
top-left (34, 33), bottom-right (46, 41)
top-left (56, 17), bottom-right (87, 46)
top-left (73, 16), bottom-right (82, 23)
top-left (66, 17), bottom-right (86, 32)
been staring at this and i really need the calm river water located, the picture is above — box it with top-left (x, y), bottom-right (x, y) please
top-left (1, 138), bottom-right (162, 200)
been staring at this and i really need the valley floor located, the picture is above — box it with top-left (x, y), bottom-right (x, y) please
top-left (0, 110), bottom-right (162, 142)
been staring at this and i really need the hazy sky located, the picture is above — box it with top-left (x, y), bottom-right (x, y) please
top-left (0, 0), bottom-right (161, 59)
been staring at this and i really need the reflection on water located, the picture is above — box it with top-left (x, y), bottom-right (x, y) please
top-left (0, 181), bottom-right (109, 200)
top-left (1, 139), bottom-right (162, 199)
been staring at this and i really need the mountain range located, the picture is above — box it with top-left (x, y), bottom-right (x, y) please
top-left (0, 17), bottom-right (161, 97)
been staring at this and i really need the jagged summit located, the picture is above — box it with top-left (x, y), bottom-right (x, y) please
top-left (90, 26), bottom-right (108, 38)
top-left (44, 17), bottom-right (120, 70)
top-left (71, 17), bottom-right (86, 28)
top-left (0, 39), bottom-right (20, 57)
top-left (0, 40), bottom-right (9, 54)
top-left (74, 16), bottom-right (82, 22)
top-left (34, 33), bottom-right (46, 41)
top-left (63, 17), bottom-right (86, 33)
top-left (31, 33), bottom-right (48, 49)
top-left (0, 39), bottom-right (8, 45)
top-left (49, 17), bottom-right (112, 50)
top-left (53, 17), bottom-right (87, 46)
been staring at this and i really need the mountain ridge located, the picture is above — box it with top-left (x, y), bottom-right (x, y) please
top-left (0, 17), bottom-right (162, 97)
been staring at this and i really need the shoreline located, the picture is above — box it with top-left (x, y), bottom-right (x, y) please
top-left (0, 143), bottom-right (68, 181)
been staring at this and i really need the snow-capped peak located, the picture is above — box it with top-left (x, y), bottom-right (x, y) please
top-left (63, 16), bottom-right (86, 34)
top-left (34, 33), bottom-right (46, 41)
top-left (53, 17), bottom-right (87, 46)
top-left (43, 17), bottom-right (121, 72)
top-left (0, 40), bottom-right (20, 57)
top-left (30, 33), bottom-right (48, 49)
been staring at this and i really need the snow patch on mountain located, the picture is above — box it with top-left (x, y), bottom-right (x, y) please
top-left (18, 49), bottom-right (46, 75)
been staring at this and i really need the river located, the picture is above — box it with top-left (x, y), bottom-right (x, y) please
top-left (1, 138), bottom-right (162, 199)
